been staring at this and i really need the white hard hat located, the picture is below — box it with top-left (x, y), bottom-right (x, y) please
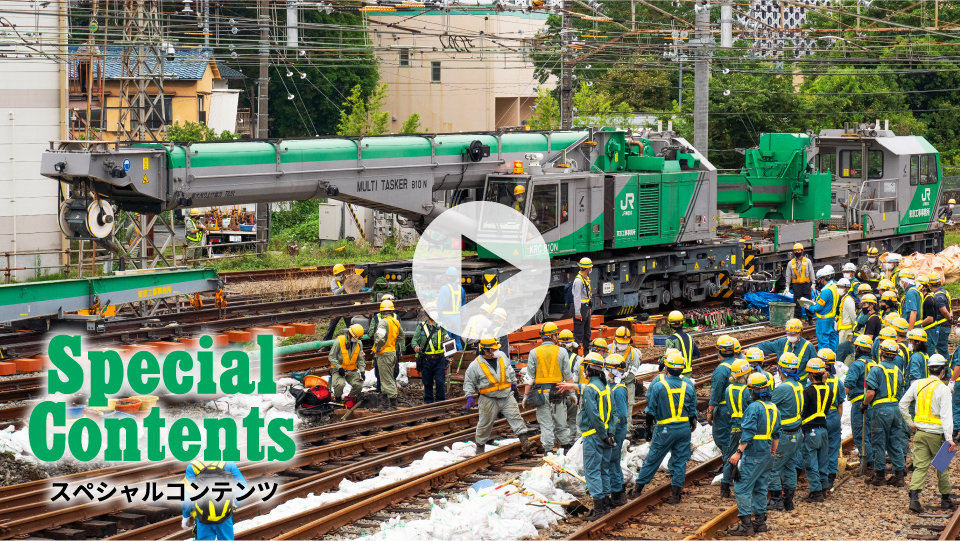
top-left (842, 262), bottom-right (857, 272)
top-left (929, 353), bottom-right (947, 368)
top-left (816, 265), bottom-right (834, 279)
top-left (887, 253), bottom-right (902, 263)
top-left (837, 278), bottom-right (850, 287)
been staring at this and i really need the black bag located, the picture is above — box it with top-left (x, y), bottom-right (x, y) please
top-left (525, 384), bottom-right (548, 407)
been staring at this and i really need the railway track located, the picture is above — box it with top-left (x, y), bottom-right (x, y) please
top-left (218, 265), bottom-right (352, 284)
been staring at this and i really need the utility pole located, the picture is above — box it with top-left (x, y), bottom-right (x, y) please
top-left (692, 3), bottom-right (710, 156)
top-left (559, 2), bottom-right (573, 129)
top-left (256, 0), bottom-right (271, 253)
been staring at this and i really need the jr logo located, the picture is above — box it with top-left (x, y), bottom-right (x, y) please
top-left (921, 188), bottom-right (931, 204)
top-left (620, 193), bottom-right (635, 211)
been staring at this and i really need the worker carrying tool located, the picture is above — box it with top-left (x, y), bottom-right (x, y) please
top-left (464, 337), bottom-right (532, 455)
top-left (572, 258), bottom-right (594, 351)
top-left (629, 350), bottom-right (697, 505)
top-left (726, 371), bottom-right (780, 537)
top-left (373, 299), bottom-right (406, 411)
top-left (329, 324), bottom-right (366, 402)
top-left (181, 460), bottom-right (246, 540)
top-left (331, 264), bottom-right (347, 295)
top-left (413, 303), bottom-right (450, 404)
top-left (184, 209), bottom-right (207, 265)
top-left (784, 243), bottom-right (815, 321)
top-left (524, 322), bottom-right (574, 453)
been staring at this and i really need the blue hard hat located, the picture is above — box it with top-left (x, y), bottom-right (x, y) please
top-left (446, 267), bottom-right (458, 276)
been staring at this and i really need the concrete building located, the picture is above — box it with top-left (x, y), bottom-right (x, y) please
top-left (368, 8), bottom-right (551, 132)
top-left (0, 0), bottom-right (67, 281)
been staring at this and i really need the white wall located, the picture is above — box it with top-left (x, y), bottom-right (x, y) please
top-left (0, 0), bottom-right (65, 280)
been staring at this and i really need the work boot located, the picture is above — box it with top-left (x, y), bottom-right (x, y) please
top-left (475, 442), bottom-right (485, 455)
top-left (909, 490), bottom-right (925, 513)
top-left (783, 488), bottom-right (796, 511)
top-left (942, 494), bottom-right (958, 510)
top-left (720, 482), bottom-right (732, 499)
top-left (888, 469), bottom-right (905, 487)
top-left (805, 490), bottom-right (824, 502)
top-left (388, 397), bottom-right (398, 411)
top-left (726, 515), bottom-right (755, 537)
top-left (585, 496), bottom-right (609, 520)
top-left (752, 513), bottom-right (769, 533)
top-left (665, 485), bottom-right (682, 505)
top-left (518, 432), bottom-right (534, 454)
top-left (872, 471), bottom-right (887, 486)
top-left (629, 483), bottom-right (645, 498)
top-left (610, 490), bottom-right (626, 507)
top-left (767, 490), bottom-right (783, 511)
top-left (827, 473), bottom-right (836, 492)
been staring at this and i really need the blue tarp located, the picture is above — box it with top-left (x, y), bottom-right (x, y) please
top-left (744, 292), bottom-right (794, 317)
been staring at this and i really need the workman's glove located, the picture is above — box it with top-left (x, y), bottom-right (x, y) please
top-left (338, 368), bottom-right (346, 377)
top-left (604, 435), bottom-right (616, 448)
top-left (465, 395), bottom-right (476, 410)
top-left (783, 287), bottom-right (790, 296)
top-left (860, 402), bottom-right (869, 413)
top-left (689, 417), bottom-right (697, 431)
top-left (415, 357), bottom-right (423, 374)
top-left (511, 384), bottom-right (521, 403)
top-left (181, 517), bottom-right (191, 531)
top-left (522, 395), bottom-right (529, 409)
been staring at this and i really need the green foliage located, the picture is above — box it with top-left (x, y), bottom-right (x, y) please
top-left (337, 83), bottom-right (390, 136)
top-left (572, 83), bottom-right (635, 130)
top-left (529, 87), bottom-right (560, 130)
top-left (595, 61), bottom-right (675, 114)
top-left (165, 121), bottom-right (238, 142)
top-left (209, 239), bottom-right (416, 272)
top-left (271, 200), bottom-right (321, 244)
top-left (399, 113), bottom-right (424, 134)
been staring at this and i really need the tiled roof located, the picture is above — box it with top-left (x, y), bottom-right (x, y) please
top-left (216, 61), bottom-right (246, 79)
top-left (68, 46), bottom-right (214, 80)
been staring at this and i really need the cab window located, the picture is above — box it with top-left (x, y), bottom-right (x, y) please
top-left (920, 154), bottom-right (938, 185)
top-left (839, 149), bottom-right (883, 179)
top-left (817, 150), bottom-right (835, 174)
top-left (484, 178), bottom-right (528, 211)
top-left (910, 155), bottom-right (920, 185)
top-left (530, 183), bottom-right (558, 233)
top-left (560, 182), bottom-right (569, 224)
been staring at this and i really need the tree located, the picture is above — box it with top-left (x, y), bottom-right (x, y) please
top-left (399, 113), bottom-right (424, 134)
top-left (572, 84), bottom-right (634, 130)
top-left (336, 83), bottom-right (390, 136)
top-left (165, 121), bottom-right (238, 142)
top-left (528, 87), bottom-right (559, 130)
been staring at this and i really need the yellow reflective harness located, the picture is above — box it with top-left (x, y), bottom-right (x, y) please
top-left (478, 356), bottom-right (512, 394)
top-left (581, 383), bottom-right (611, 437)
top-left (780, 380), bottom-right (805, 426)
top-left (754, 402), bottom-right (779, 440)
top-left (802, 383), bottom-right (830, 424)
top-left (337, 335), bottom-right (359, 371)
top-left (657, 378), bottom-right (689, 425)
top-left (873, 365), bottom-right (900, 405)
top-left (726, 383), bottom-right (748, 419)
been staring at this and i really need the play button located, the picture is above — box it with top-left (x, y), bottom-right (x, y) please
top-left (412, 201), bottom-right (551, 340)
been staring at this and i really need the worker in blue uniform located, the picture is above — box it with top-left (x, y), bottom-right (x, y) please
top-left (578, 352), bottom-right (614, 519)
top-left (766, 352), bottom-right (804, 512)
top-left (951, 346), bottom-right (960, 443)
top-left (864, 339), bottom-right (907, 486)
top-left (756, 318), bottom-right (814, 381)
top-left (181, 460), bottom-right (247, 540)
top-left (629, 350), bottom-right (697, 504)
top-left (819, 348), bottom-right (844, 492)
top-left (800, 358), bottom-right (831, 501)
top-left (726, 371), bottom-right (780, 537)
top-left (906, 328), bottom-right (931, 383)
top-left (808, 265), bottom-right (840, 355)
top-left (928, 273), bottom-right (952, 357)
top-left (707, 335), bottom-right (738, 497)
top-left (604, 352), bottom-right (630, 507)
top-left (845, 334), bottom-right (876, 473)
top-left (721, 357), bottom-right (754, 499)
top-left (900, 269), bottom-right (922, 330)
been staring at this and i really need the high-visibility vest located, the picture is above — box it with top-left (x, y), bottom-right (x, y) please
top-left (911, 352), bottom-right (930, 380)
top-left (727, 383), bottom-right (748, 419)
top-left (582, 383), bottom-right (610, 437)
top-left (915, 376), bottom-right (944, 425)
top-left (826, 376), bottom-right (840, 411)
top-left (791, 257), bottom-right (811, 284)
top-left (657, 378), bottom-right (690, 424)
top-left (478, 357), bottom-right (512, 394)
top-left (421, 322), bottom-right (444, 355)
top-left (441, 285), bottom-right (462, 315)
top-left (672, 332), bottom-right (694, 374)
top-left (576, 274), bottom-right (592, 304)
top-left (898, 342), bottom-right (911, 372)
top-left (873, 365), bottom-right (901, 405)
top-left (378, 317), bottom-right (401, 353)
top-left (837, 292), bottom-right (854, 330)
top-left (533, 344), bottom-right (563, 384)
top-left (904, 286), bottom-right (925, 317)
top-left (849, 357), bottom-right (874, 403)
top-left (185, 217), bottom-right (202, 242)
top-left (717, 361), bottom-right (734, 405)
top-left (337, 335), bottom-right (360, 371)
top-left (334, 279), bottom-right (343, 290)
top-left (816, 283), bottom-right (840, 320)
top-left (926, 289), bottom-right (953, 329)
top-left (754, 402), bottom-right (779, 440)
top-left (802, 383), bottom-right (830, 424)
top-left (780, 380), bottom-right (805, 426)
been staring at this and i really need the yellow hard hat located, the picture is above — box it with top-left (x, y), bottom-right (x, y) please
top-left (747, 372), bottom-right (770, 391)
top-left (591, 337), bottom-right (609, 352)
top-left (582, 351), bottom-right (605, 368)
top-left (792, 243), bottom-right (803, 251)
top-left (868, 247), bottom-right (879, 256)
top-left (854, 334), bottom-right (874, 349)
top-left (578, 257), bottom-right (593, 268)
top-left (817, 348), bottom-right (836, 363)
top-left (605, 353), bottom-right (625, 370)
top-left (745, 347), bottom-right (765, 363)
top-left (907, 328), bottom-right (927, 343)
top-left (668, 310), bottom-right (684, 324)
top-left (730, 358), bottom-right (752, 378)
top-left (900, 269), bottom-right (916, 281)
top-left (878, 279), bottom-right (895, 292)
top-left (892, 317), bottom-right (909, 335)
top-left (805, 358), bottom-right (826, 374)
top-left (332, 264), bottom-right (346, 275)
top-left (881, 290), bottom-right (899, 303)
top-left (664, 350), bottom-right (686, 370)
top-left (614, 326), bottom-right (631, 344)
top-left (732, 337), bottom-right (742, 354)
top-left (540, 321), bottom-right (559, 335)
top-left (778, 352), bottom-right (800, 371)
top-left (880, 339), bottom-right (899, 355)
top-left (860, 293), bottom-right (877, 304)
top-left (785, 318), bottom-right (803, 333)
top-left (558, 329), bottom-right (575, 343)
top-left (379, 299), bottom-right (395, 312)
top-left (479, 337), bottom-right (501, 350)
top-left (190, 209), bottom-right (200, 216)
top-left (858, 284), bottom-right (873, 295)
top-left (348, 324), bottom-right (364, 339)
top-left (917, 274), bottom-right (930, 286)
top-left (878, 327), bottom-right (897, 341)
top-left (950, 199), bottom-right (957, 205)
top-left (928, 272), bottom-right (943, 287)
top-left (514, 185), bottom-right (526, 196)
top-left (717, 335), bottom-right (736, 353)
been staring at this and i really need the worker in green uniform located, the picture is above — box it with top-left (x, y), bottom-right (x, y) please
top-left (329, 324), bottom-right (366, 402)
top-left (726, 371), bottom-right (780, 537)
top-left (463, 337), bottom-right (532, 455)
top-left (863, 338), bottom-right (907, 486)
top-left (373, 299), bottom-right (405, 411)
top-left (629, 350), bottom-right (697, 504)
top-left (661, 310), bottom-right (701, 374)
top-left (800, 358), bottom-right (831, 502)
top-left (578, 352), bottom-right (614, 519)
top-left (721, 357), bottom-right (754, 499)
top-left (756, 319), bottom-right (814, 381)
top-left (184, 209), bottom-right (206, 264)
top-left (820, 348), bottom-right (844, 492)
top-left (708, 335), bottom-right (738, 497)
top-left (368, 293), bottom-right (396, 394)
top-left (524, 322), bottom-right (573, 453)
top-left (412, 305), bottom-right (450, 404)
top-left (766, 352), bottom-right (804, 512)
top-left (845, 334), bottom-right (875, 472)
top-left (560, 329), bottom-right (583, 440)
top-left (860, 247), bottom-right (882, 289)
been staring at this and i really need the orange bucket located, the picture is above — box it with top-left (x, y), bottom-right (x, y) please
top-left (115, 398), bottom-right (142, 413)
